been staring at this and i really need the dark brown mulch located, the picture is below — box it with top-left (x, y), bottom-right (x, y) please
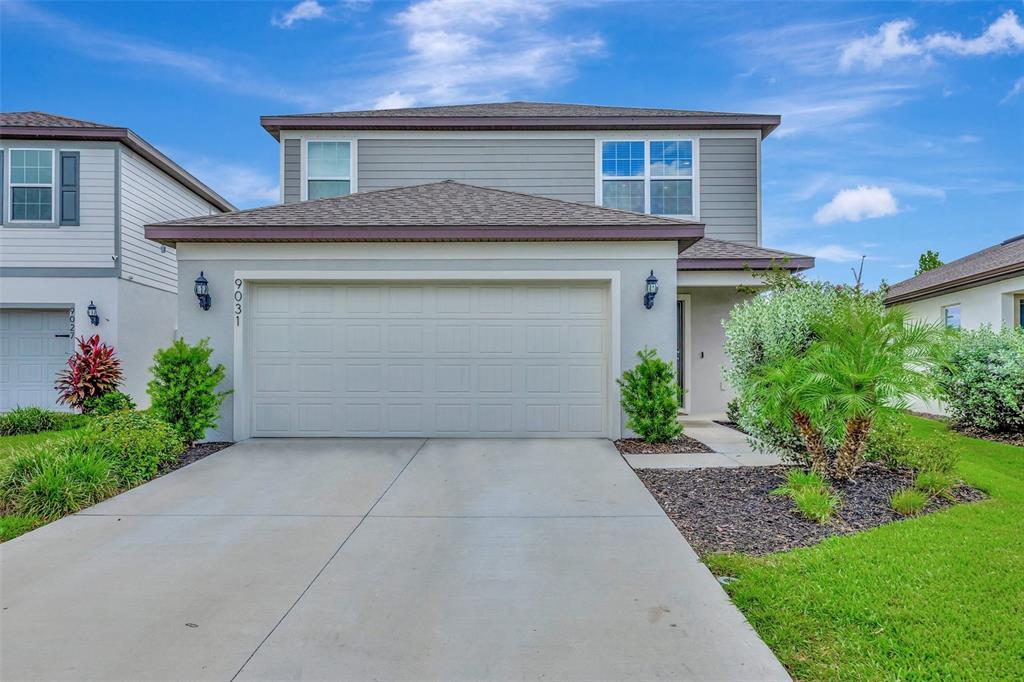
top-left (636, 463), bottom-right (986, 556)
top-left (614, 434), bottom-right (714, 454)
top-left (161, 441), bottom-right (233, 474)
top-left (951, 424), bottom-right (1024, 448)
top-left (712, 420), bottom-right (747, 435)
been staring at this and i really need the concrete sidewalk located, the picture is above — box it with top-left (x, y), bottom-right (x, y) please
top-left (624, 419), bottom-right (785, 470)
top-left (1, 438), bottom-right (789, 681)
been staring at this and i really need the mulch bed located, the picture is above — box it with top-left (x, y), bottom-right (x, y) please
top-left (951, 424), bottom-right (1024, 448)
top-left (637, 463), bottom-right (986, 556)
top-left (615, 434), bottom-right (715, 454)
top-left (161, 441), bottom-right (233, 474)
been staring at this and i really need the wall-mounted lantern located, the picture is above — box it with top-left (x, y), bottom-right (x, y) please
top-left (194, 272), bottom-right (212, 311)
top-left (644, 270), bottom-right (659, 309)
top-left (87, 301), bottom-right (100, 326)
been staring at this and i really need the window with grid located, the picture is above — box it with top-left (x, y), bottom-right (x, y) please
top-left (307, 141), bottom-right (351, 200)
top-left (600, 140), bottom-right (694, 216)
top-left (10, 149), bottom-right (54, 221)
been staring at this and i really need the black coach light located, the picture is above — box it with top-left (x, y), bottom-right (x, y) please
top-left (644, 270), bottom-right (659, 309)
top-left (87, 301), bottom-right (100, 326)
top-left (194, 272), bottom-right (212, 311)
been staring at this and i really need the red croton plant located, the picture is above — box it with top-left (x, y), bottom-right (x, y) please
top-left (55, 334), bottom-right (124, 412)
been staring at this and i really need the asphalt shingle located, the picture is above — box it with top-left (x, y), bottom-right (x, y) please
top-left (886, 235), bottom-right (1024, 302)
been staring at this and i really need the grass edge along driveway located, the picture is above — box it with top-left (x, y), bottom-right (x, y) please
top-left (705, 416), bottom-right (1024, 681)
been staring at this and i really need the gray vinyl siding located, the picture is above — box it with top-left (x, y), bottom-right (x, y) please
top-left (699, 138), bottom-right (758, 245)
top-left (283, 138), bottom-right (301, 204)
top-left (357, 138), bottom-right (595, 203)
top-left (0, 140), bottom-right (116, 269)
top-left (119, 147), bottom-right (217, 292)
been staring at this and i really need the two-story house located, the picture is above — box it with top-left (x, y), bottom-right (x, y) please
top-left (0, 112), bottom-right (233, 410)
top-left (146, 102), bottom-right (814, 441)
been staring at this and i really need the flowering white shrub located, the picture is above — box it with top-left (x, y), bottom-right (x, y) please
top-left (933, 326), bottom-right (1024, 434)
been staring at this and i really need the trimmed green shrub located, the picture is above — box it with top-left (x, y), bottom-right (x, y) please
top-left (891, 488), bottom-right (928, 516)
top-left (617, 347), bottom-right (683, 443)
top-left (84, 412), bottom-right (185, 487)
top-left (0, 407), bottom-right (89, 436)
top-left (0, 515), bottom-right (42, 542)
top-left (148, 338), bottom-right (229, 445)
top-left (933, 326), bottom-right (1024, 434)
top-left (0, 444), bottom-right (116, 521)
top-left (83, 390), bottom-right (136, 416)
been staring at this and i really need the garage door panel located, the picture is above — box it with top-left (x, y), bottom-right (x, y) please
top-left (0, 309), bottom-right (73, 411)
top-left (249, 283), bottom-right (610, 437)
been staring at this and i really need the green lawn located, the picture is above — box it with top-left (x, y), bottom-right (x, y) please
top-left (705, 416), bottom-right (1024, 681)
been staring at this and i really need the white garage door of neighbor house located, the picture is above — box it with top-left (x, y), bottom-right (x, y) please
top-left (248, 282), bottom-right (611, 437)
top-left (0, 309), bottom-right (73, 412)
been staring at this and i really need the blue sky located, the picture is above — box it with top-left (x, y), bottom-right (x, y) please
top-left (2, 0), bottom-right (1022, 286)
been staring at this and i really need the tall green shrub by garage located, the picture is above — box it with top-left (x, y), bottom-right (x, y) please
top-left (147, 338), bottom-right (230, 445)
top-left (617, 347), bottom-right (683, 443)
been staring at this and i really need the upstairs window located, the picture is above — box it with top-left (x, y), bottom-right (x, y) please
top-left (307, 141), bottom-right (351, 200)
top-left (600, 140), bottom-right (694, 216)
top-left (942, 304), bottom-right (961, 329)
top-left (10, 149), bottom-right (54, 221)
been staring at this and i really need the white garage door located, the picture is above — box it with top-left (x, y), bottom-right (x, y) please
top-left (0, 309), bottom-right (73, 412)
top-left (248, 282), bottom-right (611, 437)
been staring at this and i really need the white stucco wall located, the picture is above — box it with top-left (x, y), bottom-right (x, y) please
top-left (899, 274), bottom-right (1024, 414)
top-left (175, 241), bottom-right (680, 441)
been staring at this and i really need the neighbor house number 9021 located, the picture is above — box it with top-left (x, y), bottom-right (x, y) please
top-left (234, 279), bottom-right (243, 326)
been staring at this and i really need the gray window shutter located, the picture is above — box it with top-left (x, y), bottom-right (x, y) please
top-left (60, 151), bottom-right (80, 226)
top-left (0, 149), bottom-right (4, 226)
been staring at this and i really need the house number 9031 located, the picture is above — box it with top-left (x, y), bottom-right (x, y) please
top-left (234, 279), bottom-right (243, 326)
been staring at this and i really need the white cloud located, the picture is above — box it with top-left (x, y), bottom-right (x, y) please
top-left (272, 0), bottom-right (327, 29)
top-left (814, 186), bottom-right (899, 224)
top-left (1002, 76), bottom-right (1024, 103)
top-left (373, 91), bottom-right (417, 110)
top-left (840, 11), bottom-right (1024, 71)
top-left (168, 151), bottom-right (279, 208)
top-left (363, 0), bottom-right (604, 108)
top-left (757, 83), bottom-right (914, 138)
top-left (781, 243), bottom-right (866, 263)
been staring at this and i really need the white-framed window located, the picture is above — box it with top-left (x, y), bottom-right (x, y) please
top-left (305, 140), bottom-right (352, 200)
top-left (942, 303), bottom-right (961, 329)
top-left (9, 148), bottom-right (55, 222)
top-left (598, 139), bottom-right (695, 217)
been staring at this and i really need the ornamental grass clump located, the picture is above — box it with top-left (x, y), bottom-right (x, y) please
top-left (54, 335), bottom-right (123, 412)
top-left (771, 469), bottom-right (839, 524)
top-left (617, 347), bottom-right (683, 444)
top-left (891, 488), bottom-right (928, 516)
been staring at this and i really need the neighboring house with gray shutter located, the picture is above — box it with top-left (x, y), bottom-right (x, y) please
top-left (148, 102), bottom-right (814, 441)
top-left (0, 112), bottom-right (233, 411)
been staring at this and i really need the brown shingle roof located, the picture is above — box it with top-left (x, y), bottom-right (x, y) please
top-left (886, 235), bottom-right (1024, 303)
top-left (678, 238), bottom-right (814, 271)
top-left (0, 111), bottom-right (112, 128)
top-left (145, 180), bottom-right (704, 248)
top-left (1, 110), bottom-right (234, 212)
top-left (261, 101), bottom-right (781, 138)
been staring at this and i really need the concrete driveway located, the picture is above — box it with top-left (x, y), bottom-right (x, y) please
top-left (1, 439), bottom-right (787, 681)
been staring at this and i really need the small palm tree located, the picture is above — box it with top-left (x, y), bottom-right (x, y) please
top-left (802, 299), bottom-right (944, 479)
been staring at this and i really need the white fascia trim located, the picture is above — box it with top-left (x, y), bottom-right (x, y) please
top-left (231, 270), bottom-right (623, 442)
top-left (176, 240), bottom-right (680, 261)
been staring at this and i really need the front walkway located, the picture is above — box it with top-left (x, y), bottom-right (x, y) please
top-left (1, 438), bottom-right (787, 681)
top-left (625, 419), bottom-right (785, 469)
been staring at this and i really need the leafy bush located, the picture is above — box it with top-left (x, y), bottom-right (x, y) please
top-left (84, 412), bottom-right (185, 487)
top-left (617, 347), bottom-right (683, 443)
top-left (909, 432), bottom-right (960, 475)
top-left (0, 515), bottom-right (42, 541)
top-left (792, 486), bottom-right (840, 524)
top-left (84, 391), bottom-right (136, 416)
top-left (933, 326), bottom-right (1024, 434)
top-left (0, 444), bottom-right (116, 521)
top-left (891, 488), bottom-right (928, 516)
top-left (864, 417), bottom-right (916, 468)
top-left (148, 338), bottom-right (229, 445)
top-left (55, 335), bottom-right (123, 412)
top-left (0, 407), bottom-right (88, 436)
